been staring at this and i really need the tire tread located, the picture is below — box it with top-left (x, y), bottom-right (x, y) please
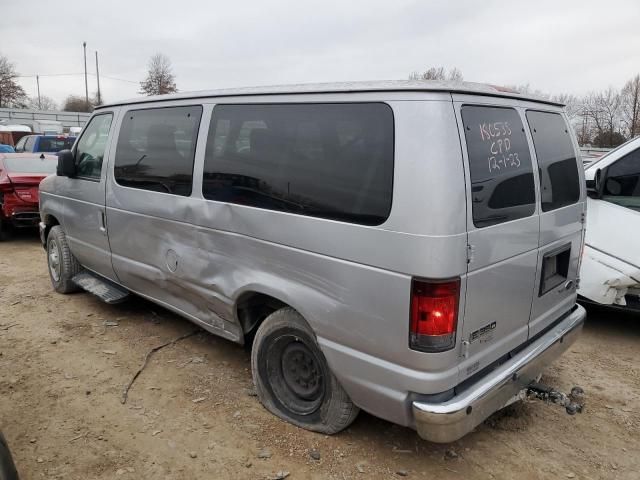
top-left (48, 226), bottom-right (81, 294)
top-left (251, 307), bottom-right (359, 435)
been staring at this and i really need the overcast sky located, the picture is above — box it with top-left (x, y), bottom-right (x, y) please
top-left (2, 0), bottom-right (639, 107)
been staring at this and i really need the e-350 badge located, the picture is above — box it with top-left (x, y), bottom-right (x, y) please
top-left (469, 321), bottom-right (497, 343)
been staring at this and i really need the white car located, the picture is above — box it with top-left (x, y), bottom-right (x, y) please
top-left (580, 136), bottom-right (640, 311)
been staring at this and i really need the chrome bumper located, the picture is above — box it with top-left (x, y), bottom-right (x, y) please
top-left (412, 304), bottom-right (586, 443)
top-left (39, 221), bottom-right (47, 248)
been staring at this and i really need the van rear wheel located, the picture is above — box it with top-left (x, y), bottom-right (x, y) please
top-left (251, 307), bottom-right (359, 434)
top-left (47, 226), bottom-right (81, 294)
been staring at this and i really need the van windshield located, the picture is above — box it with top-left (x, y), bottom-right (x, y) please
top-left (585, 137), bottom-right (639, 171)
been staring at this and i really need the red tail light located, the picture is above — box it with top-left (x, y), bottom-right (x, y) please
top-left (409, 278), bottom-right (460, 352)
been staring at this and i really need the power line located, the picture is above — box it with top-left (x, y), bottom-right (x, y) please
top-left (17, 72), bottom-right (139, 84)
top-left (17, 73), bottom-right (85, 78)
top-left (94, 74), bottom-right (138, 84)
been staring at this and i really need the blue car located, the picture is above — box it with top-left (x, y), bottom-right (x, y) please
top-left (14, 135), bottom-right (76, 153)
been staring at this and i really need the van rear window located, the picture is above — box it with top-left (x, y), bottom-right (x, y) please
top-left (202, 103), bottom-right (394, 226)
top-left (526, 111), bottom-right (580, 211)
top-left (461, 106), bottom-right (536, 228)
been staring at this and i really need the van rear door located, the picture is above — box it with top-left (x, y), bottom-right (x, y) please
top-left (454, 100), bottom-right (540, 381)
top-left (525, 110), bottom-right (585, 337)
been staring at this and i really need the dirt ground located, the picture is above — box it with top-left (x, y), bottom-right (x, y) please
top-left (1, 231), bottom-right (639, 480)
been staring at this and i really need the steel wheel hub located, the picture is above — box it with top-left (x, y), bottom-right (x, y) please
top-left (48, 241), bottom-right (61, 282)
top-left (281, 342), bottom-right (322, 400)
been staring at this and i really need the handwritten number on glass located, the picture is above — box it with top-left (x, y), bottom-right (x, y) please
top-left (478, 121), bottom-right (521, 173)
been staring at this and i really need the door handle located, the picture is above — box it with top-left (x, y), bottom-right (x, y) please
top-left (99, 212), bottom-right (107, 234)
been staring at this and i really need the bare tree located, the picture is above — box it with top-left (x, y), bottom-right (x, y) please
top-left (139, 53), bottom-right (178, 96)
top-left (27, 95), bottom-right (58, 111)
top-left (62, 95), bottom-right (93, 113)
top-left (93, 91), bottom-right (104, 107)
top-left (583, 87), bottom-right (624, 147)
top-left (0, 54), bottom-right (27, 108)
top-left (506, 84), bottom-right (551, 99)
top-left (409, 66), bottom-right (463, 82)
top-left (404, 68), bottom-right (640, 147)
top-left (550, 93), bottom-right (581, 120)
top-left (621, 74), bottom-right (640, 139)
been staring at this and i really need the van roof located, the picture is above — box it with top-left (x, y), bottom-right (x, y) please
top-left (97, 80), bottom-right (564, 108)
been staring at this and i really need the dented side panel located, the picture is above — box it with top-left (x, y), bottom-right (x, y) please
top-left (101, 95), bottom-right (473, 426)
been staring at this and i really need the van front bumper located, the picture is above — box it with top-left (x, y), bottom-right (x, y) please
top-left (412, 304), bottom-right (586, 443)
top-left (39, 221), bottom-right (47, 248)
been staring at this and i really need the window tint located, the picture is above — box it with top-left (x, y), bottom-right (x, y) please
top-left (461, 106), bottom-right (536, 227)
top-left (526, 111), bottom-right (580, 211)
top-left (75, 114), bottom-right (113, 179)
top-left (114, 106), bottom-right (202, 196)
top-left (602, 148), bottom-right (640, 211)
top-left (202, 103), bottom-right (394, 225)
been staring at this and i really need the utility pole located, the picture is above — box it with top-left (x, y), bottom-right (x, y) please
top-left (83, 41), bottom-right (89, 107)
top-left (95, 51), bottom-right (101, 105)
top-left (36, 75), bottom-right (41, 110)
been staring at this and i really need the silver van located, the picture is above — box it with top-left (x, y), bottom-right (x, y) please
top-left (39, 81), bottom-right (587, 442)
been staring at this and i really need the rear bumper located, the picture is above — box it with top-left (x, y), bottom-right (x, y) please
top-left (412, 304), bottom-right (586, 443)
top-left (10, 211), bottom-right (40, 227)
top-left (1, 208), bottom-right (40, 228)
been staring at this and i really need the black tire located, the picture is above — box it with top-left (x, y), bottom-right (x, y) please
top-left (0, 219), bottom-right (11, 242)
top-left (0, 432), bottom-right (19, 480)
top-left (251, 307), bottom-right (359, 434)
top-left (46, 226), bottom-right (81, 294)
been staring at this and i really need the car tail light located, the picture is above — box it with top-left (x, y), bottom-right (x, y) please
top-left (409, 278), bottom-right (460, 353)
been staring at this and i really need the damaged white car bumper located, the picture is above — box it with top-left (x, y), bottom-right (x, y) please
top-left (579, 245), bottom-right (640, 309)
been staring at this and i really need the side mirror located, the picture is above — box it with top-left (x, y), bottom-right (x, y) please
top-left (586, 168), bottom-right (604, 198)
top-left (56, 149), bottom-right (76, 177)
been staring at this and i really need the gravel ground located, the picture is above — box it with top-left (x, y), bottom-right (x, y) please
top-left (1, 231), bottom-right (639, 480)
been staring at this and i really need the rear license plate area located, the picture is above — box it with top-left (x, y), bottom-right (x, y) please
top-left (539, 244), bottom-right (571, 296)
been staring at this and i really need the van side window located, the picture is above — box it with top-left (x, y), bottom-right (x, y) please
top-left (602, 148), bottom-right (640, 211)
top-left (75, 114), bottom-right (113, 179)
top-left (114, 106), bottom-right (202, 196)
top-left (202, 103), bottom-right (394, 226)
top-left (461, 106), bottom-right (536, 228)
top-left (526, 111), bottom-right (580, 211)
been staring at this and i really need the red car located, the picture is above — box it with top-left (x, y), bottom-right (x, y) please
top-left (0, 153), bottom-right (57, 240)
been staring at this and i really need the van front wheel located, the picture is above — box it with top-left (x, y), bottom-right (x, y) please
top-left (251, 307), bottom-right (359, 434)
top-left (47, 226), bottom-right (81, 294)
